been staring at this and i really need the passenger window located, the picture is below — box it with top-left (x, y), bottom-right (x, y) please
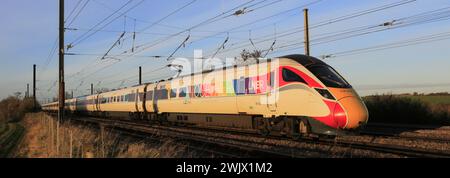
top-left (170, 88), bottom-right (177, 98)
top-left (282, 68), bottom-right (306, 83)
top-left (157, 89), bottom-right (168, 100)
top-left (179, 87), bottom-right (187, 97)
top-left (194, 85), bottom-right (202, 97)
top-left (129, 93), bottom-right (135, 102)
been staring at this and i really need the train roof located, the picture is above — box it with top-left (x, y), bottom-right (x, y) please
top-left (280, 54), bottom-right (327, 68)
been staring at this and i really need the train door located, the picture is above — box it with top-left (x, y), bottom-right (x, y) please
top-left (142, 85), bottom-right (148, 113)
top-left (96, 94), bottom-right (100, 112)
top-left (182, 76), bottom-right (191, 104)
top-left (135, 89), bottom-right (141, 112)
top-left (153, 82), bottom-right (160, 113)
top-left (266, 63), bottom-right (278, 112)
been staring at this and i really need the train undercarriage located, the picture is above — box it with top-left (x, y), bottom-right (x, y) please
top-left (55, 110), bottom-right (344, 139)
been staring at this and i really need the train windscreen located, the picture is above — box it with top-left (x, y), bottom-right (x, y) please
top-left (308, 65), bottom-right (351, 88)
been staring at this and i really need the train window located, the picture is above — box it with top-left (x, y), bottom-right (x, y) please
top-left (139, 93), bottom-right (144, 101)
top-left (269, 71), bottom-right (275, 87)
top-left (170, 88), bottom-right (177, 98)
top-left (179, 87), bottom-right (187, 97)
top-left (162, 89), bottom-right (169, 99)
top-left (127, 93), bottom-right (134, 102)
top-left (282, 68), bottom-right (306, 83)
top-left (308, 65), bottom-right (351, 88)
top-left (194, 85), bottom-right (202, 97)
top-left (157, 89), bottom-right (168, 100)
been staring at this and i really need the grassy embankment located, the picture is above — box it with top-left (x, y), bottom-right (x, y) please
top-left (0, 96), bottom-right (35, 157)
top-left (15, 112), bottom-right (190, 158)
top-left (0, 123), bottom-right (25, 157)
top-left (363, 93), bottom-right (450, 125)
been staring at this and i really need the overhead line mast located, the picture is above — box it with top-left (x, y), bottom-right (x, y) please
top-left (58, 0), bottom-right (65, 155)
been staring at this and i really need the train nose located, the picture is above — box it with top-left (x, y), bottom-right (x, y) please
top-left (338, 96), bottom-right (369, 129)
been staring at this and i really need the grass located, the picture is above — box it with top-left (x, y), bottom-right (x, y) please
top-left (0, 123), bottom-right (25, 157)
top-left (15, 113), bottom-right (191, 158)
top-left (363, 94), bottom-right (450, 125)
top-left (401, 95), bottom-right (450, 105)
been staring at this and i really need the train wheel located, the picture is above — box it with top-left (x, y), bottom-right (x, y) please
top-left (255, 117), bottom-right (270, 136)
top-left (299, 119), bottom-right (310, 135)
top-left (258, 127), bottom-right (270, 136)
top-left (292, 119), bottom-right (310, 140)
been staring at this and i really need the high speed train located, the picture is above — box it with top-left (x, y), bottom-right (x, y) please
top-left (42, 54), bottom-right (369, 137)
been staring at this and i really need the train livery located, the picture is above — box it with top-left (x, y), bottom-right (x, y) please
top-left (42, 54), bottom-right (369, 136)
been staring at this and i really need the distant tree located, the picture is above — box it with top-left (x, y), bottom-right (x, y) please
top-left (14, 92), bottom-right (21, 99)
top-left (65, 91), bottom-right (73, 99)
top-left (235, 49), bottom-right (262, 66)
top-left (0, 92), bottom-right (36, 122)
top-left (96, 88), bottom-right (110, 94)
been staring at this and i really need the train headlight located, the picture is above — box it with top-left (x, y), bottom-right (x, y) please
top-left (315, 88), bottom-right (335, 100)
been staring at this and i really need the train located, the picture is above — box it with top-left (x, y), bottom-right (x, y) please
top-left (42, 54), bottom-right (369, 137)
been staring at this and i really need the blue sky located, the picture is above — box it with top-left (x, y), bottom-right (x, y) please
top-left (1, 0), bottom-right (450, 102)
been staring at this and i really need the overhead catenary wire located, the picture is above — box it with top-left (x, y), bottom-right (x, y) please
top-left (65, 0), bottom-right (83, 23)
top-left (321, 30), bottom-right (450, 58)
top-left (67, 0), bottom-right (266, 86)
top-left (188, 0), bottom-right (325, 49)
top-left (209, 0), bottom-right (417, 57)
top-left (68, 0), bottom-right (143, 49)
top-left (74, 1), bottom-right (409, 90)
top-left (65, 0), bottom-right (200, 80)
top-left (266, 6), bottom-right (450, 55)
top-left (66, 0), bottom-right (91, 28)
top-left (38, 1), bottom-right (92, 89)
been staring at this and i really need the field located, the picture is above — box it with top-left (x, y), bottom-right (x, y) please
top-left (401, 95), bottom-right (450, 105)
top-left (363, 94), bottom-right (450, 125)
top-left (0, 122), bottom-right (25, 157)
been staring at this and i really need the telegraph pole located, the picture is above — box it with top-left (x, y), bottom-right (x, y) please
top-left (139, 66), bottom-right (142, 85)
top-left (91, 83), bottom-right (94, 95)
top-left (58, 0), bottom-right (65, 120)
top-left (57, 0), bottom-right (64, 155)
top-left (33, 64), bottom-right (36, 110)
top-left (26, 84), bottom-right (29, 98)
top-left (303, 8), bottom-right (310, 56)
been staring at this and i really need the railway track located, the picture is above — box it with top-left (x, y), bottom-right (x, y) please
top-left (365, 123), bottom-right (450, 131)
top-left (360, 130), bottom-right (450, 144)
top-left (73, 117), bottom-right (303, 158)
top-left (360, 123), bottom-right (450, 144)
top-left (65, 115), bottom-right (450, 158)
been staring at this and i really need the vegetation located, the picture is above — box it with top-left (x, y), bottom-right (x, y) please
top-left (0, 95), bottom-right (38, 123)
top-left (15, 113), bottom-right (190, 158)
top-left (401, 93), bottom-right (450, 105)
top-left (0, 123), bottom-right (25, 157)
top-left (363, 94), bottom-right (450, 125)
top-left (0, 94), bottom-right (37, 157)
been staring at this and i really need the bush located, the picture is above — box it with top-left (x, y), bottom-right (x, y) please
top-left (0, 96), bottom-right (39, 123)
top-left (363, 95), bottom-right (449, 125)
